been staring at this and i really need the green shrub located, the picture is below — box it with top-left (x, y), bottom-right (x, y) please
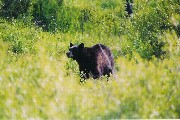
top-left (0, 0), bottom-right (30, 18)
top-left (0, 20), bottom-right (39, 54)
top-left (101, 0), bottom-right (117, 9)
top-left (121, 0), bottom-right (179, 59)
top-left (32, 0), bottom-right (61, 32)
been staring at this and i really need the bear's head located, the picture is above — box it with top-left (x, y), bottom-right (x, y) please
top-left (66, 42), bottom-right (84, 60)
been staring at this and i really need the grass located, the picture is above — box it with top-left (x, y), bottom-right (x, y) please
top-left (0, 0), bottom-right (180, 119)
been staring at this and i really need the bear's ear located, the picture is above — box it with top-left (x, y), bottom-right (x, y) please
top-left (70, 42), bottom-right (73, 47)
top-left (78, 43), bottom-right (84, 49)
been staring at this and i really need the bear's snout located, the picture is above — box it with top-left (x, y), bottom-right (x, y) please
top-left (66, 52), bottom-right (70, 57)
top-left (66, 51), bottom-right (73, 58)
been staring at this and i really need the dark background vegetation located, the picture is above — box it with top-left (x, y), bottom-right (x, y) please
top-left (0, 0), bottom-right (179, 59)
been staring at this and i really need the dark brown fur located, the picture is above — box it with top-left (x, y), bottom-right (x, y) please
top-left (66, 43), bottom-right (114, 80)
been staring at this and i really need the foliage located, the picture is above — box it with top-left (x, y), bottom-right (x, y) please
top-left (0, 20), bottom-right (38, 54)
top-left (0, 0), bottom-right (30, 19)
top-left (1, 0), bottom-right (178, 58)
top-left (32, 0), bottom-right (62, 32)
top-left (0, 0), bottom-right (180, 119)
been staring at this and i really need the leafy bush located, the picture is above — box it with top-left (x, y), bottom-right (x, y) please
top-left (32, 0), bottom-right (62, 32)
top-left (0, 0), bottom-right (30, 18)
top-left (0, 20), bottom-right (39, 54)
top-left (124, 0), bottom-right (178, 59)
top-left (101, 0), bottom-right (117, 9)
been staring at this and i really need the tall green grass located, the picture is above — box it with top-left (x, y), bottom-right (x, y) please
top-left (0, 0), bottom-right (180, 119)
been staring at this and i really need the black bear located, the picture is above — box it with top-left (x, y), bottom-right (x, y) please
top-left (66, 43), bottom-right (114, 80)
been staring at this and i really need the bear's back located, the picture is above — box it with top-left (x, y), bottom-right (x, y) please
top-left (92, 44), bottom-right (113, 61)
top-left (91, 44), bottom-right (114, 74)
top-left (91, 44), bottom-right (113, 61)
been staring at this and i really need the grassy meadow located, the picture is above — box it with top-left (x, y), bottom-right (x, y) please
top-left (0, 0), bottom-right (180, 119)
